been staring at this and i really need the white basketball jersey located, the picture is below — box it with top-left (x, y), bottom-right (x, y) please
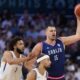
top-left (33, 68), bottom-right (47, 80)
top-left (0, 51), bottom-right (23, 80)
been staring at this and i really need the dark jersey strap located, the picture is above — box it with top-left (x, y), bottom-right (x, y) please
top-left (3, 63), bottom-right (6, 72)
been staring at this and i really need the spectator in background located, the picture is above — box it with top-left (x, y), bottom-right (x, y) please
top-left (15, 26), bottom-right (25, 37)
top-left (74, 64), bottom-right (80, 80)
top-left (0, 32), bottom-right (6, 53)
top-left (10, 16), bottom-right (18, 36)
top-left (24, 43), bottom-right (30, 56)
top-left (26, 25), bottom-right (39, 40)
top-left (55, 0), bottom-right (66, 12)
top-left (18, 9), bottom-right (32, 28)
top-left (1, 9), bottom-right (12, 29)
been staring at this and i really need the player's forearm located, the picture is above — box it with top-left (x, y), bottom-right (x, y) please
top-left (27, 52), bottom-right (36, 61)
top-left (6, 57), bottom-right (28, 65)
top-left (24, 58), bottom-right (36, 71)
top-left (7, 53), bottom-right (36, 65)
top-left (76, 18), bottom-right (80, 35)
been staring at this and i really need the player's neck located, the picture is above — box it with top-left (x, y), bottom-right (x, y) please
top-left (45, 39), bottom-right (56, 45)
top-left (38, 64), bottom-right (46, 76)
top-left (13, 49), bottom-right (20, 58)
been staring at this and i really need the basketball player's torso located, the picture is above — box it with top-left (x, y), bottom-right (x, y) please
top-left (42, 39), bottom-right (65, 77)
top-left (0, 51), bottom-right (23, 80)
top-left (33, 68), bottom-right (47, 80)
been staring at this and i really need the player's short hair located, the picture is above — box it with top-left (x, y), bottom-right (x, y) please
top-left (7, 36), bottom-right (23, 50)
top-left (45, 25), bottom-right (56, 30)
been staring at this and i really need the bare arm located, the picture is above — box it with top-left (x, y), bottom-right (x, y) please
top-left (59, 17), bottom-right (80, 46)
top-left (60, 35), bottom-right (80, 45)
top-left (27, 43), bottom-right (42, 60)
top-left (26, 70), bottom-right (36, 80)
top-left (3, 51), bottom-right (29, 65)
top-left (24, 58), bottom-right (36, 71)
top-left (24, 43), bottom-right (42, 70)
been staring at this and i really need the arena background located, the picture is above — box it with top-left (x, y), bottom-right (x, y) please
top-left (0, 0), bottom-right (80, 80)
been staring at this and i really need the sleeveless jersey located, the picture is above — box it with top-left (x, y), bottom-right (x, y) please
top-left (33, 68), bottom-right (47, 80)
top-left (42, 39), bottom-right (65, 78)
top-left (0, 51), bottom-right (23, 80)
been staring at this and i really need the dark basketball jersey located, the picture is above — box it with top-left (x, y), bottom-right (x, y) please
top-left (42, 39), bottom-right (65, 77)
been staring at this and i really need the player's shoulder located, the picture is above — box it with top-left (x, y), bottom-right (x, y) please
top-left (4, 50), bottom-right (11, 54)
top-left (27, 69), bottom-right (36, 79)
top-left (3, 50), bottom-right (12, 56)
top-left (57, 38), bottom-right (65, 48)
top-left (57, 37), bottom-right (63, 42)
top-left (35, 42), bottom-right (42, 48)
top-left (2, 50), bottom-right (13, 60)
top-left (57, 37), bottom-right (62, 40)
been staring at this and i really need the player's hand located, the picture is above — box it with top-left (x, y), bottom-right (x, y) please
top-left (22, 57), bottom-right (28, 62)
top-left (74, 4), bottom-right (80, 20)
top-left (21, 56), bottom-right (29, 62)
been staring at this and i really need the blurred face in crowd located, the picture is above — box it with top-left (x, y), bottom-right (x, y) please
top-left (45, 26), bottom-right (56, 40)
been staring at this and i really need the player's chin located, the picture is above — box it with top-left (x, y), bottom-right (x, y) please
top-left (47, 64), bottom-right (51, 68)
top-left (51, 38), bottom-right (56, 40)
top-left (22, 48), bottom-right (24, 51)
top-left (51, 36), bottom-right (56, 39)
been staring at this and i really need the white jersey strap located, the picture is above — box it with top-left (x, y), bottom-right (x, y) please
top-left (10, 51), bottom-right (22, 58)
top-left (10, 51), bottom-right (17, 58)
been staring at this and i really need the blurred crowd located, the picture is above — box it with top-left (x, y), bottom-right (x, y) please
top-left (0, 0), bottom-right (80, 79)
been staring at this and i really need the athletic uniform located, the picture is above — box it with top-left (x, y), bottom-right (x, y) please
top-left (42, 39), bottom-right (65, 80)
top-left (0, 51), bottom-right (23, 80)
top-left (33, 68), bottom-right (48, 80)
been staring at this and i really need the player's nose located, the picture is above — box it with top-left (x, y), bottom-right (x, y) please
top-left (49, 60), bottom-right (51, 65)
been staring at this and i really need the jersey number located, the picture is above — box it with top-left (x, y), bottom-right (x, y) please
top-left (54, 55), bottom-right (58, 61)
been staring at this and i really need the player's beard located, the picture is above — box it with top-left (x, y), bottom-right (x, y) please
top-left (51, 38), bottom-right (56, 41)
top-left (16, 48), bottom-right (23, 54)
top-left (50, 35), bottom-right (56, 41)
top-left (51, 37), bottom-right (56, 41)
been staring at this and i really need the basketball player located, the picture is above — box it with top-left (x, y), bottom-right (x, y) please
top-left (27, 15), bottom-right (80, 80)
top-left (0, 37), bottom-right (30, 80)
top-left (26, 54), bottom-right (51, 80)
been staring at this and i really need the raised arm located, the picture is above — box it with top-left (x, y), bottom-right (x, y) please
top-left (24, 43), bottom-right (42, 70)
top-left (59, 17), bottom-right (80, 46)
top-left (27, 43), bottom-right (42, 60)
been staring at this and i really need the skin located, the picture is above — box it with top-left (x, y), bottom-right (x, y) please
top-left (26, 57), bottom-right (51, 80)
